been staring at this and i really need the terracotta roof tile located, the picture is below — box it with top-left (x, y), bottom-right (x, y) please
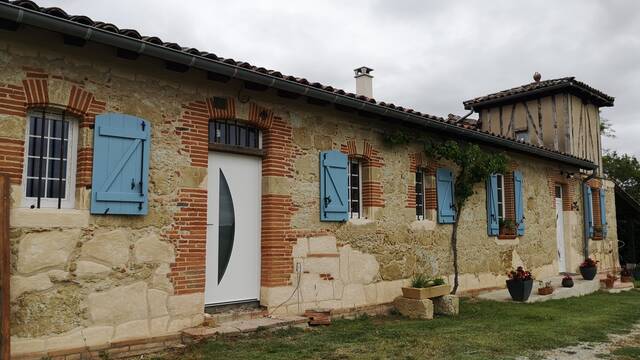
top-left (464, 77), bottom-right (614, 109)
top-left (0, 0), bottom-right (599, 166)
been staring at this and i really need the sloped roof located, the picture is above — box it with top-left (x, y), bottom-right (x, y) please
top-left (0, 0), bottom-right (599, 169)
top-left (464, 77), bottom-right (615, 109)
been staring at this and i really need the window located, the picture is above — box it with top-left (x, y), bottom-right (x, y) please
top-left (496, 174), bottom-right (505, 221)
top-left (348, 159), bottom-right (362, 219)
top-left (209, 120), bottom-right (261, 149)
top-left (415, 169), bottom-right (425, 220)
top-left (22, 109), bottom-right (78, 209)
top-left (515, 130), bottom-right (529, 143)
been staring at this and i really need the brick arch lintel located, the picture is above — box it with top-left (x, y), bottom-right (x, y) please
top-left (205, 96), bottom-right (275, 130)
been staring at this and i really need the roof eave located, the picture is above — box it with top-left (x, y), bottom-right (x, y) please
top-left (0, 2), bottom-right (596, 171)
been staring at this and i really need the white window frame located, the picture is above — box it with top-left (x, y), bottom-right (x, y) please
top-left (415, 168), bottom-right (425, 220)
top-left (496, 174), bottom-right (506, 221)
top-left (348, 159), bottom-right (363, 219)
top-left (21, 109), bottom-right (78, 209)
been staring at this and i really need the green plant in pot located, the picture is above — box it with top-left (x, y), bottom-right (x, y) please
top-left (579, 257), bottom-right (599, 280)
top-left (402, 274), bottom-right (450, 300)
top-left (506, 266), bottom-right (534, 302)
top-left (499, 219), bottom-right (517, 236)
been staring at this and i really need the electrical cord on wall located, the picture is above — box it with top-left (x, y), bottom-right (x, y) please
top-left (267, 264), bottom-right (302, 317)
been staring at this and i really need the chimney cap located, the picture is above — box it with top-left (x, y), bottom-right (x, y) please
top-left (354, 66), bottom-right (374, 77)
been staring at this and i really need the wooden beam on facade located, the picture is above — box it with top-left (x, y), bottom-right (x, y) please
top-left (552, 95), bottom-right (559, 151)
top-left (0, 174), bottom-right (10, 360)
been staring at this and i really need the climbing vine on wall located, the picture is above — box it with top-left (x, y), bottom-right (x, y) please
top-left (385, 132), bottom-right (508, 294)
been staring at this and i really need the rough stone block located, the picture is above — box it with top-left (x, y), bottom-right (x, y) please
top-left (82, 229), bottom-right (130, 267)
top-left (88, 282), bottom-right (148, 324)
top-left (167, 293), bottom-right (204, 317)
top-left (394, 296), bottom-right (434, 319)
top-left (45, 328), bottom-right (85, 351)
top-left (348, 250), bottom-right (379, 284)
top-left (134, 233), bottom-right (175, 264)
top-left (291, 238), bottom-right (309, 258)
top-left (147, 289), bottom-right (169, 318)
top-left (114, 320), bottom-right (150, 341)
top-left (342, 284), bottom-right (367, 308)
top-left (150, 316), bottom-right (169, 336)
top-left (10, 273), bottom-right (53, 300)
top-left (376, 280), bottom-right (405, 304)
top-left (10, 337), bottom-right (46, 355)
top-left (261, 286), bottom-right (297, 307)
top-left (433, 295), bottom-right (459, 316)
top-left (308, 236), bottom-right (337, 254)
top-left (81, 326), bottom-right (114, 347)
top-left (167, 317), bottom-right (193, 333)
top-left (303, 257), bottom-right (339, 276)
top-left (17, 229), bottom-right (80, 274)
top-left (75, 260), bottom-right (111, 278)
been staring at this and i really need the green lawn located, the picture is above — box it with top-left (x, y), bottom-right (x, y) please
top-left (163, 291), bottom-right (640, 360)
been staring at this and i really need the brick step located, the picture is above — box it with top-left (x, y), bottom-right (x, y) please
top-left (182, 315), bottom-right (308, 342)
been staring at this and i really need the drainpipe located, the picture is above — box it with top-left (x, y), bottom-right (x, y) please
top-left (583, 167), bottom-right (598, 258)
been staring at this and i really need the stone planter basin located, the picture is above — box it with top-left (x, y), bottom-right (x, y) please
top-left (402, 285), bottom-right (450, 300)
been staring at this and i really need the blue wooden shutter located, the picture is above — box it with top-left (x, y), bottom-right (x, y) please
top-left (486, 174), bottom-right (499, 236)
top-left (436, 168), bottom-right (456, 224)
top-left (583, 184), bottom-right (594, 238)
top-left (514, 171), bottom-right (525, 236)
top-left (90, 113), bottom-right (150, 215)
top-left (600, 188), bottom-right (607, 238)
top-left (320, 151), bottom-right (348, 221)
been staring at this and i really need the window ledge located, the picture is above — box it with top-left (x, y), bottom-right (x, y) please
top-left (492, 236), bottom-right (520, 245)
top-left (348, 218), bottom-right (374, 226)
top-left (10, 208), bottom-right (89, 228)
top-left (409, 219), bottom-right (436, 232)
top-left (497, 234), bottom-right (517, 240)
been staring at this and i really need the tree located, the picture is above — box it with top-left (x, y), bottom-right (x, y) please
top-left (427, 141), bottom-right (508, 294)
top-left (603, 151), bottom-right (640, 201)
top-left (600, 117), bottom-right (616, 138)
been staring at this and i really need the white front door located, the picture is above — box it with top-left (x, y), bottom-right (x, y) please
top-left (205, 151), bottom-right (261, 305)
top-left (555, 185), bottom-right (566, 273)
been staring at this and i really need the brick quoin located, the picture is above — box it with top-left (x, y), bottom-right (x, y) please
top-left (0, 70), bottom-right (104, 185)
top-left (547, 171), bottom-right (578, 211)
top-left (341, 140), bottom-right (385, 208)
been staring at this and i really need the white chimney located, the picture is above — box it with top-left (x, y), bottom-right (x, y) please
top-left (354, 66), bottom-right (374, 98)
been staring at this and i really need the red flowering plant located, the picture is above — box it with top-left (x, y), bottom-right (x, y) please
top-left (507, 266), bottom-right (533, 282)
top-left (580, 258), bottom-right (599, 268)
top-left (563, 274), bottom-right (573, 281)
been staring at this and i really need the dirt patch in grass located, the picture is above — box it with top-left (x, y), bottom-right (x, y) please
top-left (160, 291), bottom-right (640, 360)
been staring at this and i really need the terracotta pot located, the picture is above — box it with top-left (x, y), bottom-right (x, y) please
top-left (537, 287), bottom-right (553, 295)
top-left (603, 278), bottom-right (616, 288)
top-left (401, 285), bottom-right (450, 300)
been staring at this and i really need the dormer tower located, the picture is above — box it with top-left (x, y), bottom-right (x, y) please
top-left (463, 74), bottom-right (614, 174)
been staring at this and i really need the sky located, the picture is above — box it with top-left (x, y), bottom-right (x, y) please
top-left (37, 0), bottom-right (640, 156)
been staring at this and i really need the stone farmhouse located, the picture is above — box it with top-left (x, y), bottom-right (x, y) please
top-left (0, 0), bottom-right (619, 358)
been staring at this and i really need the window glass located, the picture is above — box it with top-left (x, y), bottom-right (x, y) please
top-left (23, 110), bottom-right (77, 209)
top-left (496, 174), bottom-right (505, 220)
top-left (515, 131), bottom-right (529, 143)
top-left (209, 120), bottom-right (261, 149)
top-left (348, 159), bottom-right (362, 219)
top-left (415, 169), bottom-right (425, 220)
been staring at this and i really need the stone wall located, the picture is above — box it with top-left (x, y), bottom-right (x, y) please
top-left (1, 25), bottom-right (620, 356)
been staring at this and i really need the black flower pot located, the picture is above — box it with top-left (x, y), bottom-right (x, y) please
top-left (561, 278), bottom-right (574, 288)
top-left (506, 279), bottom-right (533, 302)
top-left (580, 266), bottom-right (597, 280)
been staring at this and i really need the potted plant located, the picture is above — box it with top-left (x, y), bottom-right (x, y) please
top-left (593, 225), bottom-right (604, 239)
top-left (620, 268), bottom-right (633, 283)
top-left (537, 280), bottom-right (554, 295)
top-left (506, 266), bottom-right (534, 302)
top-left (499, 219), bottom-right (517, 237)
top-left (402, 274), bottom-right (450, 300)
top-left (579, 257), bottom-right (599, 280)
top-left (603, 273), bottom-right (617, 288)
top-left (561, 275), bottom-right (574, 288)
top-left (633, 266), bottom-right (640, 280)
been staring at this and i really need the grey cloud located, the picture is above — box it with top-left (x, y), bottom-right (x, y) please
top-left (37, 0), bottom-right (640, 155)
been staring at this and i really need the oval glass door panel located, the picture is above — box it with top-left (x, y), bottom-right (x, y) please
top-left (218, 169), bottom-right (235, 284)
